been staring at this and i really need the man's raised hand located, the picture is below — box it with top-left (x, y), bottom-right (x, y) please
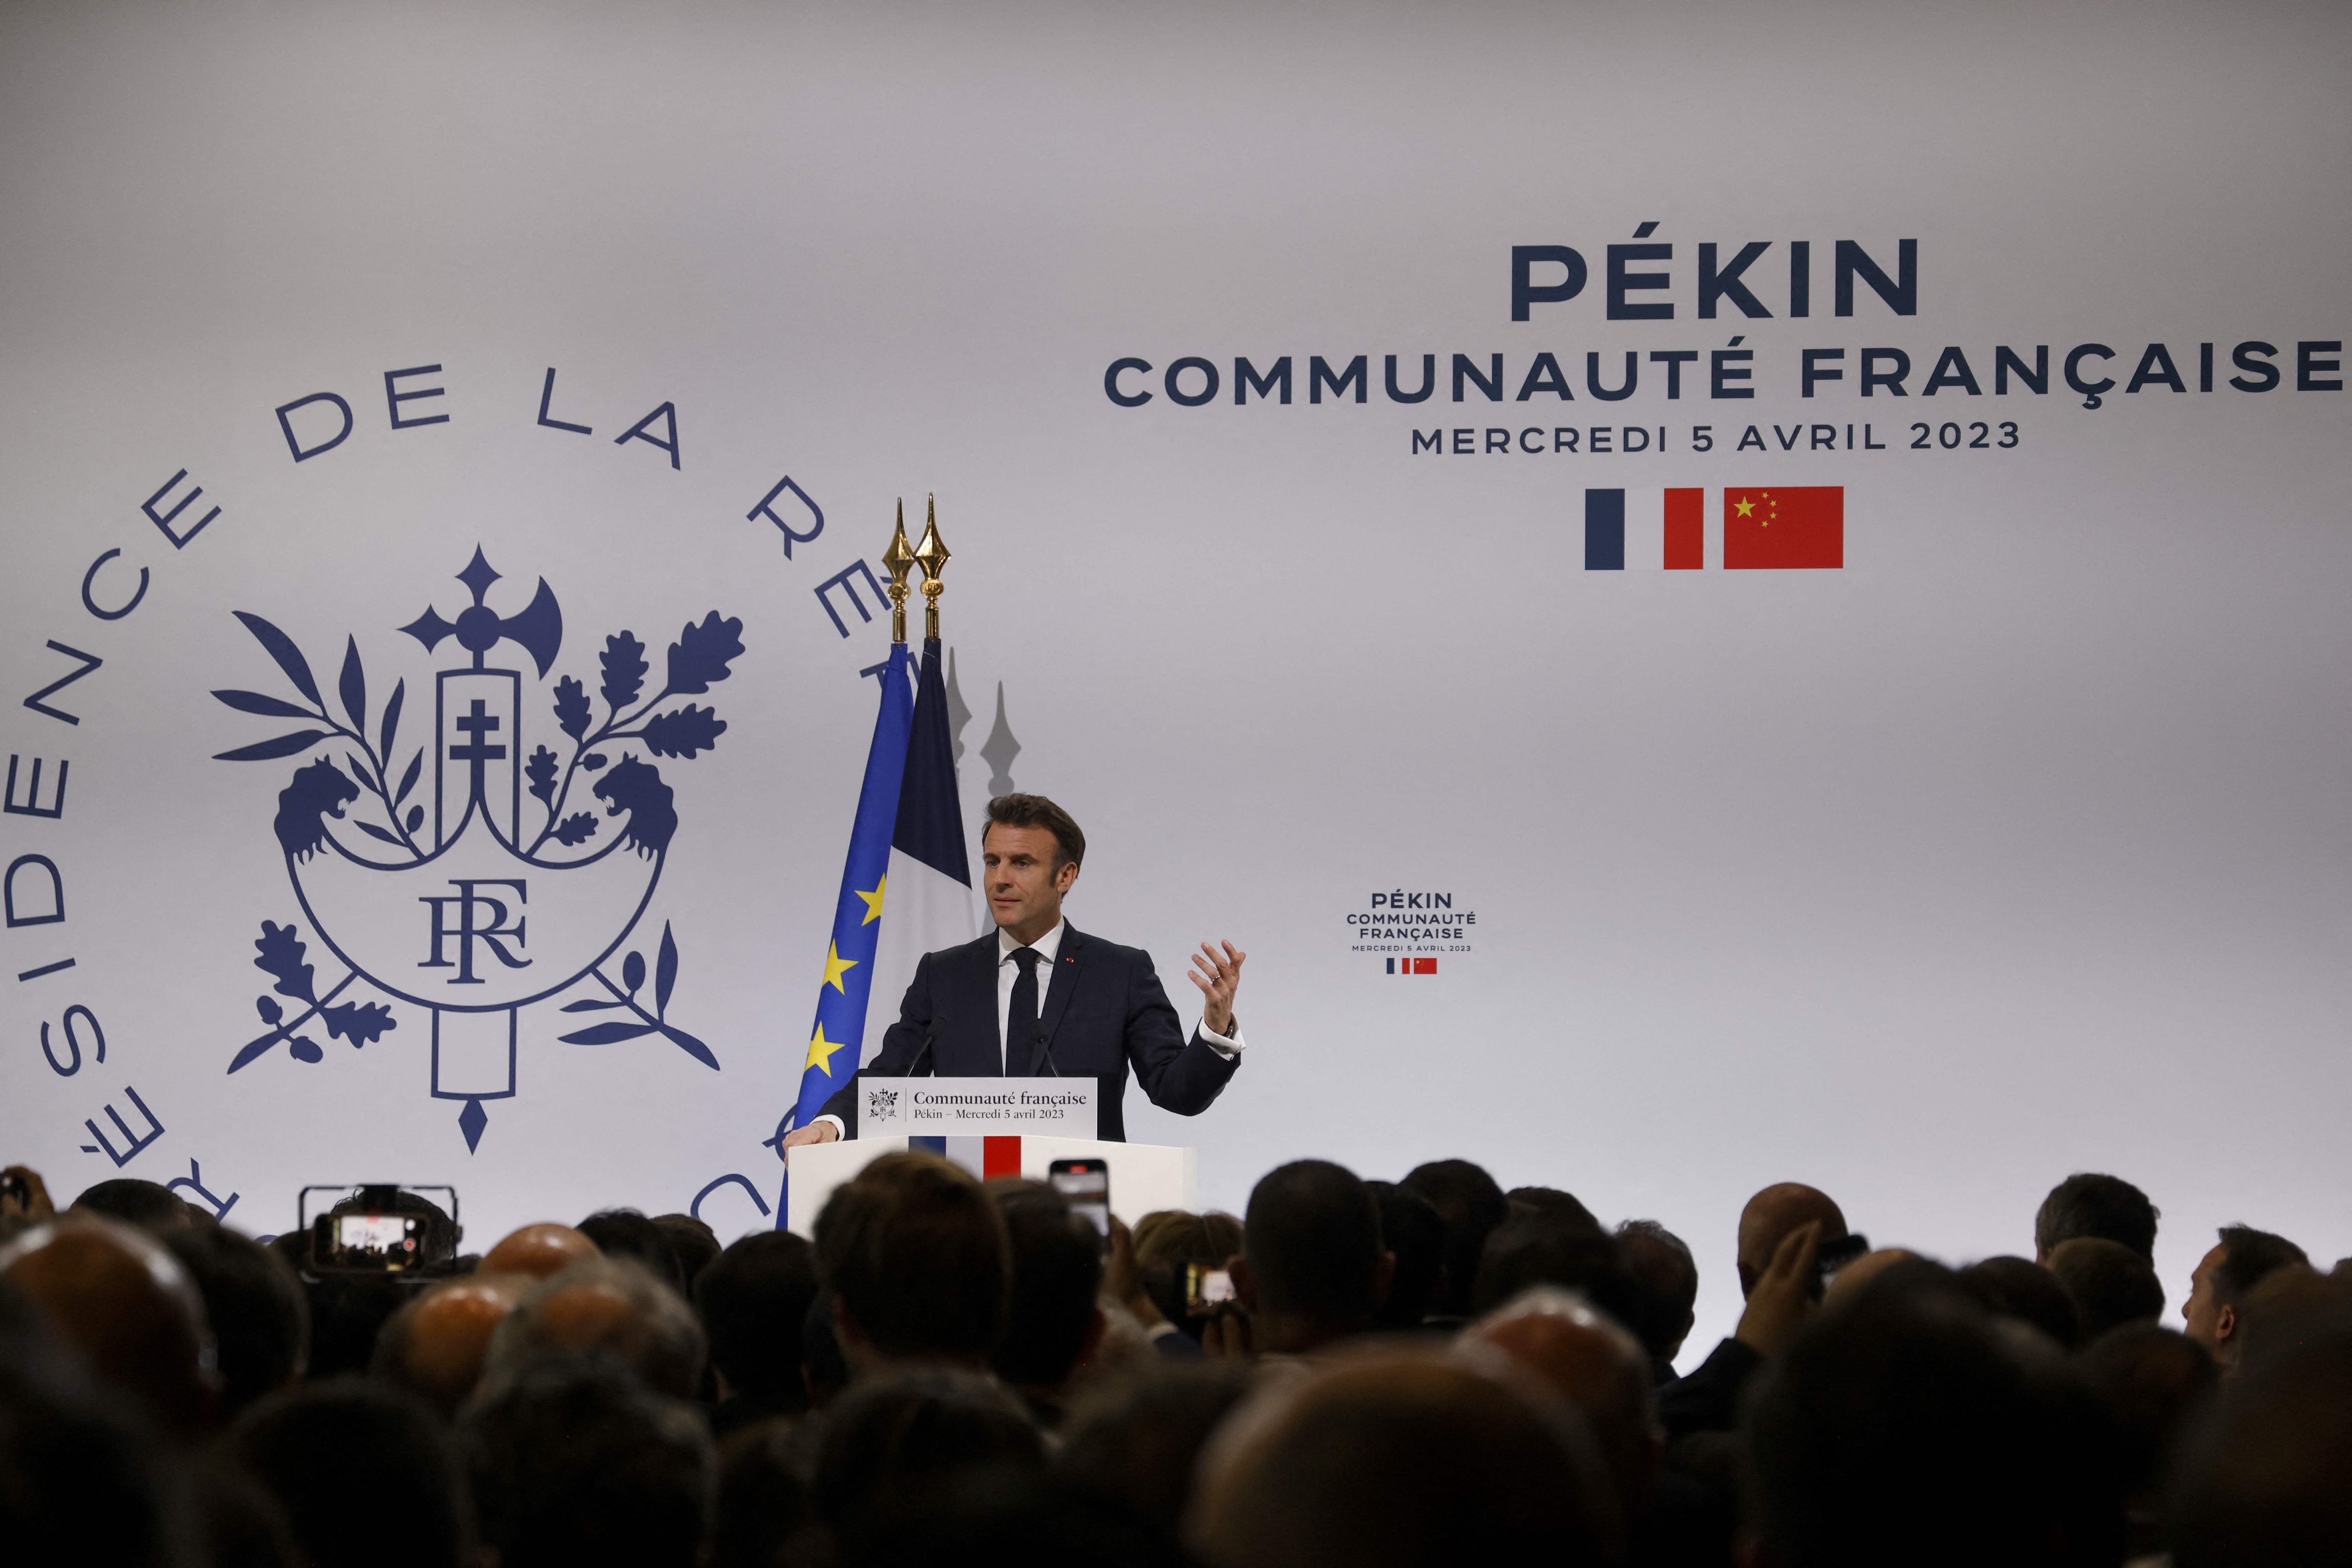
top-left (1188, 940), bottom-right (1247, 1036)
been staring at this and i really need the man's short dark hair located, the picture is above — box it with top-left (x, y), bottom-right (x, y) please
top-left (653, 1214), bottom-right (721, 1293)
top-left (161, 1223), bottom-right (309, 1415)
top-left (1471, 1208), bottom-right (1643, 1332)
top-left (462, 1355), bottom-right (715, 1568)
top-left (982, 793), bottom-right (1085, 869)
top-left (987, 1182), bottom-right (1103, 1394)
top-left (0, 1291), bottom-right (181, 1568)
top-left (2049, 1237), bottom-right (2166, 1342)
top-left (1368, 1182), bottom-right (1448, 1331)
top-left (577, 1208), bottom-right (685, 1293)
top-left (68, 1179), bottom-right (189, 1230)
top-left (1615, 1220), bottom-right (1699, 1364)
top-left (1958, 1257), bottom-right (2081, 1350)
top-left (2035, 1173), bottom-right (2159, 1259)
top-left (1243, 1160), bottom-right (1385, 1331)
top-left (2170, 1323), bottom-right (2352, 1568)
top-left (1399, 1160), bottom-right (1509, 1318)
top-left (695, 1231), bottom-right (818, 1413)
top-left (815, 1153), bottom-right (1009, 1362)
top-left (228, 1379), bottom-right (473, 1568)
top-left (812, 1367), bottom-right (1044, 1532)
top-left (2211, 1225), bottom-right (2308, 1307)
top-left (1747, 1275), bottom-right (2126, 1568)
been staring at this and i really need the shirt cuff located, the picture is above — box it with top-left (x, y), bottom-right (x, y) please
top-left (1199, 1020), bottom-right (1245, 1059)
top-left (814, 1113), bottom-right (846, 1140)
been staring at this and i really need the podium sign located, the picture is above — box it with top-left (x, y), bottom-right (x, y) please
top-left (856, 1076), bottom-right (1096, 1138)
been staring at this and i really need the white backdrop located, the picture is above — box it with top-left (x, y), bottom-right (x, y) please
top-left (3, 0), bottom-right (2348, 1364)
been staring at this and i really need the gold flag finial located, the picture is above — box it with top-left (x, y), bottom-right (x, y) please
top-left (912, 494), bottom-right (951, 641)
top-left (881, 499), bottom-right (915, 644)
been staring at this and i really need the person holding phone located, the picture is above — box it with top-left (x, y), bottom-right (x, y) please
top-left (787, 792), bottom-right (1248, 1147)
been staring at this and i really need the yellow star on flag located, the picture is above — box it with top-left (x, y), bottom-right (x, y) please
top-left (854, 876), bottom-right (886, 925)
top-left (1734, 496), bottom-right (1756, 517)
top-left (822, 941), bottom-right (859, 994)
top-left (805, 1023), bottom-right (849, 1076)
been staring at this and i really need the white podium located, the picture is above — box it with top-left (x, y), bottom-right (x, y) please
top-left (783, 1135), bottom-right (1198, 1238)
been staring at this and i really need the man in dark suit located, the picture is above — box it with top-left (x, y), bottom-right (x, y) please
top-left (782, 793), bottom-right (1247, 1148)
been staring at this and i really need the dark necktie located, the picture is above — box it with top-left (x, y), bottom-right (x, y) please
top-left (1007, 946), bottom-right (1042, 1075)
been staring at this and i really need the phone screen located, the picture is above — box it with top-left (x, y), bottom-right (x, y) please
top-left (1188, 1265), bottom-right (1234, 1305)
top-left (337, 1214), bottom-right (413, 1254)
top-left (1048, 1162), bottom-right (1111, 1242)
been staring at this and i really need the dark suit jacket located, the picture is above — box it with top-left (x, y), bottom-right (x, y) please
top-left (818, 923), bottom-right (1239, 1141)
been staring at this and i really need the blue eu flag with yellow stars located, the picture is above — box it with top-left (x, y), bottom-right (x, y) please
top-left (778, 643), bottom-right (914, 1217)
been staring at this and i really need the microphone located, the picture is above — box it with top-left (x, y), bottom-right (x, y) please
top-left (909, 1012), bottom-right (947, 1078)
top-left (1035, 1027), bottom-right (1062, 1078)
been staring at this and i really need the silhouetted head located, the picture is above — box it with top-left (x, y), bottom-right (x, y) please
top-left (2034, 1173), bottom-right (2158, 1262)
top-left (2049, 1237), bottom-right (2165, 1342)
top-left (1471, 1207), bottom-right (1643, 1333)
top-left (0, 1276), bottom-right (182, 1568)
top-left (1468, 1287), bottom-right (1662, 1522)
top-left (68, 1180), bottom-right (193, 1231)
top-left (1746, 1268), bottom-right (2125, 1568)
top-left (815, 1153), bottom-right (1009, 1371)
top-left (1959, 1256), bottom-right (2081, 1350)
top-left (160, 1223), bottom-right (308, 1416)
top-left (482, 1223), bottom-right (600, 1281)
top-left (1398, 1161), bottom-right (1509, 1319)
top-left (696, 1231), bottom-right (818, 1414)
top-left (812, 1366), bottom-right (1043, 1534)
top-left (2182, 1225), bottom-right (2307, 1366)
top-left (576, 1209), bottom-right (684, 1294)
top-left (462, 1354), bottom-right (715, 1568)
top-left (651, 1214), bottom-right (721, 1293)
top-left (1238, 1160), bottom-right (1390, 1355)
top-left (987, 1181), bottom-right (1104, 1409)
top-left (1367, 1182), bottom-right (1448, 1331)
top-left (0, 1216), bottom-right (219, 1438)
top-left (1614, 1220), bottom-right (1699, 1368)
top-left (373, 1273), bottom-right (531, 1420)
top-left (1737, 1184), bottom-right (1847, 1298)
top-left (482, 1256), bottom-right (706, 1399)
top-left (1056, 1361), bottom-right (1256, 1536)
top-left (225, 1379), bottom-right (469, 1568)
top-left (1189, 1348), bottom-right (1620, 1568)
top-left (2170, 1322), bottom-right (2352, 1567)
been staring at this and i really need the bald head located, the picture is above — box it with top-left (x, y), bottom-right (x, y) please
top-left (482, 1257), bottom-right (706, 1399)
top-left (483, 1223), bottom-right (599, 1281)
top-left (1468, 1288), bottom-right (1661, 1519)
top-left (1738, 1184), bottom-right (1847, 1296)
top-left (0, 1216), bottom-right (218, 1437)
top-left (375, 1273), bottom-right (532, 1419)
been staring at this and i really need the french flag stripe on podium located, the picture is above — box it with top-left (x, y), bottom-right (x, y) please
top-left (1585, 488), bottom-right (1709, 569)
top-left (924, 1136), bottom-right (1024, 1178)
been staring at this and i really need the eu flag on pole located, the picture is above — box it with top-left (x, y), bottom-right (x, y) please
top-left (777, 641), bottom-right (913, 1219)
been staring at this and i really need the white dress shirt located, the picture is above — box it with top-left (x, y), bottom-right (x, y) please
top-left (813, 919), bottom-right (1245, 1139)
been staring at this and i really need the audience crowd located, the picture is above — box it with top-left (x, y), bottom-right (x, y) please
top-left (1, 1155), bottom-right (2346, 1568)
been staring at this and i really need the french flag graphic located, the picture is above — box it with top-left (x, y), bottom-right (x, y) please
top-left (1583, 488), bottom-right (1708, 570)
top-left (1584, 487), bottom-right (1843, 569)
top-left (1386, 957), bottom-right (1437, 975)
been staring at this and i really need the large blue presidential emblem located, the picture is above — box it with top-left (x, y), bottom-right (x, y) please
top-left (210, 548), bottom-right (741, 1151)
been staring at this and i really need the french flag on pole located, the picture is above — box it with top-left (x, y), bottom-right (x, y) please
top-left (1584, 487), bottom-right (1843, 569)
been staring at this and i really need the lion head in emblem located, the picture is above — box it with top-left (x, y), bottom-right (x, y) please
top-left (274, 757), bottom-right (360, 861)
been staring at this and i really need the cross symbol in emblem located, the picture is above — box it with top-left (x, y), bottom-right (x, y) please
top-left (450, 698), bottom-right (506, 802)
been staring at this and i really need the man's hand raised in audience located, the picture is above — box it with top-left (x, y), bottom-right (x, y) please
top-left (1735, 1219), bottom-right (1822, 1358)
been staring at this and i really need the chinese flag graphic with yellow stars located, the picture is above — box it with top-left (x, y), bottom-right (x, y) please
top-left (1724, 487), bottom-right (1843, 569)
